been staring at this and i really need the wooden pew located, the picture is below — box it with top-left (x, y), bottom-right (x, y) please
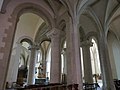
top-left (15, 83), bottom-right (78, 90)
top-left (83, 83), bottom-right (98, 90)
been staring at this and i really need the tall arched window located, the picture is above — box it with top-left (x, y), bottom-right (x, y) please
top-left (90, 39), bottom-right (101, 75)
top-left (90, 38), bottom-right (102, 87)
top-left (61, 41), bottom-right (66, 74)
top-left (35, 49), bottom-right (42, 79)
top-left (46, 45), bottom-right (51, 80)
top-left (61, 41), bottom-right (67, 83)
top-left (80, 47), bottom-right (84, 81)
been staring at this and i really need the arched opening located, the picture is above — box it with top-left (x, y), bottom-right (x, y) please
top-left (90, 38), bottom-right (102, 87)
top-left (46, 42), bottom-right (51, 82)
top-left (80, 37), bottom-right (102, 88)
top-left (61, 40), bottom-right (67, 83)
top-left (17, 39), bottom-right (31, 86)
top-left (6, 12), bottom-right (48, 88)
top-left (35, 41), bottom-right (51, 84)
top-left (79, 13), bottom-right (103, 89)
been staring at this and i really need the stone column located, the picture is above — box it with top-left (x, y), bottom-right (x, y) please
top-left (27, 44), bottom-right (39, 85)
top-left (80, 40), bottom-right (93, 84)
top-left (98, 37), bottom-right (116, 90)
top-left (66, 17), bottom-right (83, 90)
top-left (47, 28), bottom-right (64, 83)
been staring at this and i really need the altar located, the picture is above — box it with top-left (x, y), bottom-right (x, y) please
top-left (35, 78), bottom-right (46, 84)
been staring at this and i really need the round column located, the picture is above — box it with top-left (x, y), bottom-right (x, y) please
top-left (47, 28), bottom-right (64, 83)
top-left (98, 38), bottom-right (116, 90)
top-left (65, 17), bottom-right (83, 90)
top-left (80, 40), bottom-right (93, 84)
top-left (27, 44), bottom-right (39, 85)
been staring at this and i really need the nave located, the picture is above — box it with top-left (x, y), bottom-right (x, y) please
top-left (1, 0), bottom-right (120, 90)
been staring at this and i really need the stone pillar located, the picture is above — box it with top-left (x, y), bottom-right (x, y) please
top-left (47, 28), bottom-right (64, 83)
top-left (66, 17), bottom-right (83, 90)
top-left (98, 37), bottom-right (116, 90)
top-left (80, 40), bottom-right (93, 84)
top-left (27, 44), bottom-right (38, 85)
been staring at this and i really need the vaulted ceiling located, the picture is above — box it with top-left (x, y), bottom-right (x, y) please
top-left (1, 0), bottom-right (120, 40)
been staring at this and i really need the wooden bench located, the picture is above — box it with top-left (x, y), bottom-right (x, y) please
top-left (15, 83), bottom-right (78, 90)
top-left (83, 83), bottom-right (98, 90)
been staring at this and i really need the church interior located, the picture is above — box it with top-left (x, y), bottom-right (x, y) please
top-left (0, 0), bottom-right (120, 90)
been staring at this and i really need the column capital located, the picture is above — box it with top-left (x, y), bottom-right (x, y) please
top-left (80, 40), bottom-right (93, 47)
top-left (16, 42), bottom-right (22, 46)
top-left (61, 48), bottom-right (66, 54)
top-left (47, 28), bottom-right (65, 39)
top-left (29, 43), bottom-right (39, 50)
